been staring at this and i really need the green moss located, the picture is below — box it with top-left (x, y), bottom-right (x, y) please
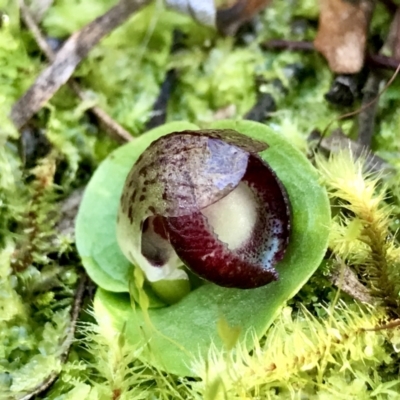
top-left (42, 0), bottom-right (116, 37)
top-left (1, 0), bottom-right (400, 398)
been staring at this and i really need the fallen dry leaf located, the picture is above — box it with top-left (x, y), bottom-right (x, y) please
top-left (314, 0), bottom-right (375, 73)
top-left (217, 0), bottom-right (273, 35)
top-left (329, 257), bottom-right (374, 304)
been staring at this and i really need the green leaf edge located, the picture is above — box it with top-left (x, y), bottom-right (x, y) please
top-left (83, 120), bottom-right (330, 376)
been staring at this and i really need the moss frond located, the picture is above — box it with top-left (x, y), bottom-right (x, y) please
top-left (0, 245), bottom-right (77, 397)
top-left (192, 304), bottom-right (400, 399)
top-left (47, 319), bottom-right (200, 400)
top-left (329, 216), bottom-right (370, 266)
top-left (10, 155), bottom-right (58, 272)
top-left (315, 150), bottom-right (400, 315)
top-left (0, 151), bottom-right (81, 397)
top-left (0, 246), bottom-right (27, 323)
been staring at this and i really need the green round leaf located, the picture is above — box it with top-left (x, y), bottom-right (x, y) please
top-left (79, 120), bottom-right (331, 376)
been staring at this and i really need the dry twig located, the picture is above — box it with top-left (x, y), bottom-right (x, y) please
top-left (356, 72), bottom-right (383, 147)
top-left (28, 0), bottom-right (54, 23)
top-left (19, 1), bottom-right (133, 143)
top-left (263, 39), bottom-right (400, 71)
top-left (19, 274), bottom-right (88, 400)
top-left (11, 0), bottom-right (151, 136)
top-left (314, 0), bottom-right (375, 74)
top-left (357, 8), bottom-right (400, 146)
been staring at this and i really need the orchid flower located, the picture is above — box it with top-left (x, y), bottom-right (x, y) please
top-left (116, 129), bottom-right (290, 302)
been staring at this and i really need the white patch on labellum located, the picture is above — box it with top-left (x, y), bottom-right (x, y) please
top-left (261, 219), bottom-right (284, 266)
top-left (201, 182), bottom-right (257, 250)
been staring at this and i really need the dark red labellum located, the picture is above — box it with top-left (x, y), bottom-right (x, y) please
top-left (164, 153), bottom-right (290, 289)
top-left (118, 129), bottom-right (291, 290)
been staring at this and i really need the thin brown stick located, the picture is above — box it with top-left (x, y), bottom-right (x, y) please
top-left (29, 0), bottom-right (54, 23)
top-left (329, 7), bottom-right (400, 135)
top-left (11, 0), bottom-right (150, 131)
top-left (18, 374), bottom-right (58, 400)
top-left (362, 319), bottom-right (400, 331)
top-left (366, 53), bottom-right (400, 70)
top-left (262, 39), bottom-right (315, 52)
top-left (19, 274), bottom-right (88, 400)
top-left (319, 61), bottom-right (400, 141)
top-left (357, 9), bottom-right (400, 146)
top-left (69, 81), bottom-right (133, 143)
top-left (19, 1), bottom-right (133, 143)
top-left (263, 39), bottom-right (400, 71)
top-left (19, 0), bottom-right (54, 58)
top-left (61, 274), bottom-right (87, 361)
top-left (356, 72), bottom-right (382, 147)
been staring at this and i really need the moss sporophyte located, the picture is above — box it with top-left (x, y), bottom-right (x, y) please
top-left (75, 120), bottom-right (331, 376)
